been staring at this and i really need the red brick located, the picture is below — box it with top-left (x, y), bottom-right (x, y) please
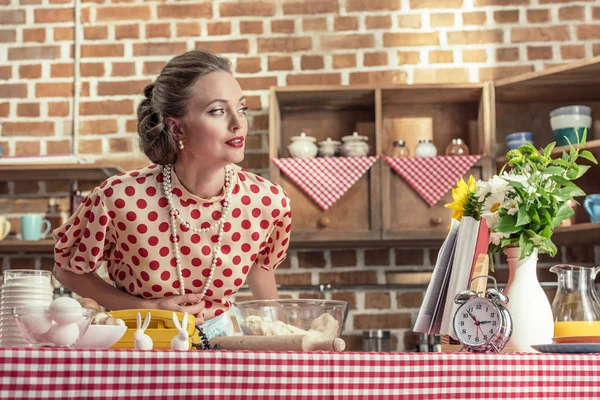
top-left (19, 65), bottom-right (41, 79)
top-left (561, 44), bottom-right (585, 59)
top-left (331, 292), bottom-right (357, 310)
top-left (53, 27), bottom-right (73, 41)
top-left (447, 30), bottom-right (503, 44)
top-left (258, 37), bottom-right (311, 52)
top-left (0, 66), bottom-right (11, 80)
top-left (143, 61), bottom-right (166, 75)
top-left (463, 11), bottom-right (486, 25)
top-left (46, 140), bottom-right (71, 155)
top-left (220, 2), bottom-right (275, 17)
top-left (462, 49), bottom-right (487, 62)
top-left (365, 15), bottom-right (391, 29)
top-left (347, 0), bottom-right (400, 11)
top-left (397, 14), bottom-right (421, 28)
top-left (80, 100), bottom-right (133, 116)
top-left (354, 313), bottom-right (412, 329)
top-left (494, 9), bottom-right (519, 23)
top-left (395, 249), bottom-right (424, 265)
top-left (397, 51), bottom-right (421, 64)
top-left (431, 13), bottom-right (455, 27)
top-left (0, 84), bottom-right (27, 98)
top-left (331, 250), bottom-right (358, 268)
top-left (78, 139), bottom-right (103, 155)
top-left (559, 5), bottom-right (585, 20)
top-left (157, 3), bottom-right (212, 19)
top-left (365, 249), bottom-right (390, 266)
top-left (236, 57), bottom-right (261, 74)
top-left (334, 16), bottom-right (358, 31)
top-left (350, 70), bottom-right (407, 84)
top-left (475, 0), bottom-right (528, 4)
top-left (301, 55), bottom-right (324, 70)
top-left (527, 9), bottom-right (550, 23)
top-left (384, 32), bottom-right (438, 46)
top-left (125, 119), bottom-right (138, 133)
top-left (17, 103), bottom-right (40, 117)
top-left (15, 141), bottom-right (41, 157)
top-left (297, 251), bottom-right (325, 268)
top-left (0, 10), bottom-right (26, 24)
top-left (320, 271), bottom-right (378, 285)
top-left (410, 0), bottom-right (462, 7)
top-left (245, 95), bottom-right (261, 110)
top-left (271, 19), bottom-right (295, 34)
top-left (8, 46), bottom-right (60, 61)
top-left (23, 28), bottom-right (45, 42)
top-left (479, 65), bottom-right (534, 80)
top-left (302, 17), bottom-right (327, 32)
top-left (283, 0), bottom-right (337, 14)
top-left (81, 44), bottom-right (124, 58)
top-left (0, 29), bottom-right (16, 43)
top-left (111, 62), bottom-right (134, 77)
top-left (81, 63), bottom-right (105, 77)
top-left (332, 54), bottom-right (356, 68)
top-left (512, 26), bottom-right (570, 42)
top-left (397, 291), bottom-right (425, 308)
top-left (2, 122), bottom-right (55, 136)
top-left (96, 6), bottom-right (151, 21)
top-left (34, 7), bottom-right (73, 23)
top-left (115, 24), bottom-right (139, 39)
top-left (97, 80), bottom-right (150, 96)
top-left (496, 47), bottom-right (520, 62)
top-left (109, 138), bottom-right (132, 153)
top-left (287, 73), bottom-right (341, 86)
top-left (363, 52), bottom-right (388, 66)
top-left (239, 21), bottom-right (263, 34)
top-left (237, 76), bottom-right (277, 91)
top-left (577, 25), bottom-right (600, 40)
top-left (83, 26), bottom-right (107, 40)
top-left (414, 68), bottom-right (469, 83)
top-left (527, 45), bottom-right (552, 60)
top-left (176, 22), bottom-right (201, 37)
top-left (268, 56), bottom-right (293, 71)
top-left (321, 34), bottom-right (374, 49)
top-left (36, 83), bottom-right (72, 97)
top-left (251, 114), bottom-right (269, 130)
top-left (195, 40), bottom-right (249, 54)
top-left (51, 63), bottom-right (73, 78)
top-left (48, 102), bottom-right (70, 117)
top-left (145, 23), bottom-right (170, 39)
top-left (0, 103), bottom-right (8, 118)
top-left (275, 273), bottom-right (312, 286)
top-left (430, 50), bottom-right (453, 63)
top-left (133, 42), bottom-right (187, 57)
top-left (208, 21), bottom-right (231, 36)
top-left (365, 292), bottom-right (391, 309)
top-left (594, 7), bottom-right (600, 20)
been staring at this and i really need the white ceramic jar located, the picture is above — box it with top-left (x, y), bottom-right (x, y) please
top-left (287, 132), bottom-right (318, 158)
top-left (340, 132), bottom-right (369, 157)
top-left (415, 139), bottom-right (437, 157)
top-left (318, 137), bottom-right (341, 157)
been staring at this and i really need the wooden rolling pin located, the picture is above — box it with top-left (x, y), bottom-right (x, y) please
top-left (210, 335), bottom-right (346, 352)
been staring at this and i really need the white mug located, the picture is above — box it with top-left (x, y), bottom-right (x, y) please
top-left (0, 216), bottom-right (10, 240)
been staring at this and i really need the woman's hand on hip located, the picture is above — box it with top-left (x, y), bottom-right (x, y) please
top-left (147, 293), bottom-right (205, 316)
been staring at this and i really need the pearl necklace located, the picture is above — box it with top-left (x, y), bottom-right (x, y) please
top-left (163, 164), bottom-right (233, 296)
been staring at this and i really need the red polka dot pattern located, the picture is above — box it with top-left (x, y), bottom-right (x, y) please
top-left (53, 165), bottom-right (291, 321)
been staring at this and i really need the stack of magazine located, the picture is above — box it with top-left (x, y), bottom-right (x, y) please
top-left (414, 216), bottom-right (490, 339)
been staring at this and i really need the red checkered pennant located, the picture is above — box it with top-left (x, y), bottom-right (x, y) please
top-left (382, 155), bottom-right (482, 206)
top-left (272, 156), bottom-right (379, 211)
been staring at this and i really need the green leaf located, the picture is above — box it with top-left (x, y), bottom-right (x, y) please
top-left (530, 207), bottom-right (541, 224)
top-left (542, 166), bottom-right (566, 175)
top-left (516, 205), bottom-right (531, 227)
top-left (571, 165), bottom-right (590, 180)
top-left (552, 202), bottom-right (575, 227)
top-left (579, 150), bottom-right (598, 165)
top-left (495, 215), bottom-right (518, 233)
top-left (551, 158), bottom-right (572, 168)
top-left (543, 142), bottom-right (556, 159)
top-left (566, 165), bottom-right (580, 180)
top-left (550, 175), bottom-right (580, 188)
top-left (539, 225), bottom-right (552, 238)
top-left (555, 186), bottom-right (586, 199)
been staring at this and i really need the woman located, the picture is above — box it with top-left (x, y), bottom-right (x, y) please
top-left (53, 50), bottom-right (292, 338)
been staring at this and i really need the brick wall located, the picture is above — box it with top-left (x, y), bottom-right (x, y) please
top-left (2, 0), bottom-right (600, 350)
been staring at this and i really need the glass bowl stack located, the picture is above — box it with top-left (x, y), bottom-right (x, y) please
top-left (0, 270), bottom-right (53, 347)
top-left (506, 132), bottom-right (534, 151)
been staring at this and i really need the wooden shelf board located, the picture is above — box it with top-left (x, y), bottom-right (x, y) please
top-left (553, 222), bottom-right (600, 245)
top-left (0, 239), bottom-right (55, 253)
top-left (0, 164), bottom-right (123, 182)
top-left (495, 139), bottom-right (600, 165)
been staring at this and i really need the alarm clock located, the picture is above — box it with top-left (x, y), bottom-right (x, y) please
top-left (452, 275), bottom-right (513, 353)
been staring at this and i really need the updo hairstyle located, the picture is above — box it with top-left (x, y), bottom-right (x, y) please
top-left (137, 50), bottom-right (232, 165)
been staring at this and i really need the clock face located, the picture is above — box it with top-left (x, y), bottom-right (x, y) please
top-left (453, 297), bottom-right (502, 347)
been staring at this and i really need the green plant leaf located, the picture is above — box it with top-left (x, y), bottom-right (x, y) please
top-left (551, 158), bottom-right (572, 168)
top-left (543, 142), bottom-right (556, 159)
top-left (550, 175), bottom-right (580, 188)
top-left (551, 202), bottom-right (575, 227)
top-left (516, 205), bottom-right (531, 227)
top-left (579, 150), bottom-right (598, 165)
top-left (542, 166), bottom-right (566, 175)
top-left (571, 165), bottom-right (590, 180)
top-left (495, 215), bottom-right (517, 233)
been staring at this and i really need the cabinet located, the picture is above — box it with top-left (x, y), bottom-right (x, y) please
top-left (269, 56), bottom-right (600, 245)
top-left (0, 163), bottom-right (122, 253)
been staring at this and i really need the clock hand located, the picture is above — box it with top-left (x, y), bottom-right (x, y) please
top-left (480, 321), bottom-right (492, 324)
top-left (466, 310), bottom-right (480, 325)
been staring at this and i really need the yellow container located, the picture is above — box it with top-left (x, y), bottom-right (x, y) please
top-left (109, 309), bottom-right (200, 350)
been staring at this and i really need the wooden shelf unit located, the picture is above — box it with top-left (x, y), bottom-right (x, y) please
top-left (0, 164), bottom-right (122, 182)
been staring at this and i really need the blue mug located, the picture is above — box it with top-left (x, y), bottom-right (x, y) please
top-left (20, 215), bottom-right (51, 241)
top-left (584, 194), bottom-right (600, 223)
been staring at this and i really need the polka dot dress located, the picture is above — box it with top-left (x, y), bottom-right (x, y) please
top-left (53, 164), bottom-right (292, 320)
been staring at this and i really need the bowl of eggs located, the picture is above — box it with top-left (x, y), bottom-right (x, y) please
top-left (74, 298), bottom-right (127, 349)
top-left (12, 297), bottom-right (95, 348)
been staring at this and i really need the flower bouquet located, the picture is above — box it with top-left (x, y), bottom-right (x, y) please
top-left (446, 132), bottom-right (597, 266)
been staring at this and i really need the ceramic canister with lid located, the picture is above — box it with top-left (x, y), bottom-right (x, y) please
top-left (318, 137), bottom-right (342, 157)
top-left (415, 139), bottom-right (437, 157)
top-left (287, 132), bottom-right (318, 158)
top-left (340, 132), bottom-right (369, 157)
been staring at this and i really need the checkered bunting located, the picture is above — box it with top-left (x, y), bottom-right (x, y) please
top-left (382, 155), bottom-right (482, 207)
top-left (272, 157), bottom-right (379, 211)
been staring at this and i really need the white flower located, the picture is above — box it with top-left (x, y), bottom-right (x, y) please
top-left (503, 198), bottom-right (519, 216)
top-left (476, 175), bottom-right (510, 201)
top-left (501, 171), bottom-right (527, 185)
top-left (490, 231), bottom-right (510, 246)
top-left (482, 192), bottom-right (505, 228)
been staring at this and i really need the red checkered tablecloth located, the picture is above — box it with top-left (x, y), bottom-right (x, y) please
top-left (272, 157), bottom-right (378, 211)
top-left (382, 155), bottom-right (482, 206)
top-left (1, 348), bottom-right (600, 399)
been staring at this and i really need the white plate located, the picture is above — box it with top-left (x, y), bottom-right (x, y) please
top-left (532, 343), bottom-right (600, 354)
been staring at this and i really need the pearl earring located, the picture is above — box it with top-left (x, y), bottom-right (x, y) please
top-left (178, 140), bottom-right (184, 150)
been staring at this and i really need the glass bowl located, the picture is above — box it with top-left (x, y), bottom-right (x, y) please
top-left (75, 324), bottom-right (127, 349)
top-left (234, 299), bottom-right (349, 337)
top-left (12, 306), bottom-right (95, 348)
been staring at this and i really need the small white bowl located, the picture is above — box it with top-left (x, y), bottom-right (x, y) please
top-left (75, 324), bottom-right (127, 349)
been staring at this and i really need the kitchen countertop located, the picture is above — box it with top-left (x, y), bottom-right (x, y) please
top-left (1, 348), bottom-right (598, 399)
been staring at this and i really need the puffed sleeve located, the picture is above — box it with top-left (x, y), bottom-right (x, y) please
top-left (53, 188), bottom-right (114, 274)
top-left (254, 196), bottom-right (292, 271)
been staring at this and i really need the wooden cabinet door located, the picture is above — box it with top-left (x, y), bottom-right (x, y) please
top-left (381, 161), bottom-right (485, 241)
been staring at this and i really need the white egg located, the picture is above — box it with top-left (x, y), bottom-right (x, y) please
top-left (115, 318), bottom-right (126, 327)
top-left (49, 297), bottom-right (83, 325)
top-left (44, 323), bottom-right (80, 347)
top-left (20, 313), bottom-right (53, 338)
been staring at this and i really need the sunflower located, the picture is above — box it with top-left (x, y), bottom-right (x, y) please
top-left (444, 175), bottom-right (477, 221)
